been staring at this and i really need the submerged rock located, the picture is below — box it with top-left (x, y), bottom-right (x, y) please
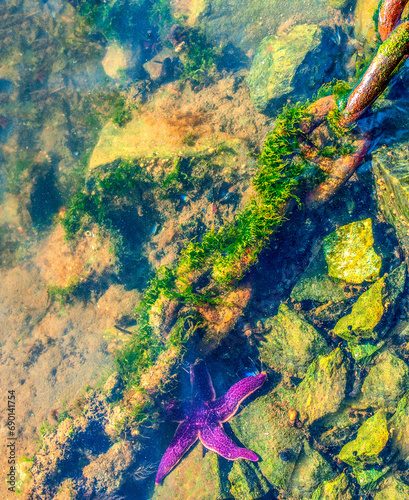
top-left (152, 443), bottom-right (226, 500)
top-left (388, 391), bottom-right (409, 461)
top-left (228, 460), bottom-right (270, 500)
top-left (82, 441), bottom-right (135, 497)
top-left (374, 475), bottom-right (409, 499)
top-left (259, 303), bottom-right (328, 378)
top-left (373, 145), bottom-right (409, 263)
top-left (247, 24), bottom-right (345, 112)
top-left (311, 472), bottom-right (354, 500)
top-left (290, 247), bottom-right (349, 304)
top-left (357, 351), bottom-right (409, 412)
top-left (287, 440), bottom-right (334, 499)
top-left (333, 277), bottom-right (385, 342)
top-left (294, 348), bottom-right (347, 424)
top-left (333, 264), bottom-right (406, 342)
top-left (338, 410), bottom-right (389, 468)
top-left (231, 386), bottom-right (303, 491)
top-left (322, 219), bottom-right (381, 284)
top-left (247, 25), bottom-right (322, 111)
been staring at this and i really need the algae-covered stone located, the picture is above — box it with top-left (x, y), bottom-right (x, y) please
top-left (353, 467), bottom-right (390, 490)
top-left (373, 144), bottom-right (409, 262)
top-left (152, 443), bottom-right (226, 500)
top-left (339, 410), bottom-right (389, 468)
top-left (290, 247), bottom-right (348, 304)
top-left (374, 476), bottom-right (409, 500)
top-left (228, 460), bottom-right (270, 500)
top-left (333, 278), bottom-right (384, 342)
top-left (322, 219), bottom-right (381, 284)
top-left (231, 386), bottom-right (303, 491)
top-left (358, 351), bottom-right (409, 412)
top-left (287, 440), bottom-right (334, 499)
top-left (294, 348), bottom-right (347, 424)
top-left (328, 0), bottom-right (349, 7)
top-left (259, 303), bottom-right (327, 378)
top-left (388, 391), bottom-right (409, 461)
top-left (247, 25), bottom-right (323, 111)
top-left (311, 472), bottom-right (354, 500)
top-left (354, 0), bottom-right (378, 44)
top-left (348, 341), bottom-right (385, 365)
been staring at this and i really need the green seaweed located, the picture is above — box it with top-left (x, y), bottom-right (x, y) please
top-left (47, 279), bottom-right (80, 306)
top-left (180, 28), bottom-right (219, 86)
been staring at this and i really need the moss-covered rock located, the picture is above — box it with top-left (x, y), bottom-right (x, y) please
top-left (373, 144), bottom-right (409, 262)
top-left (231, 386), bottom-right (303, 491)
top-left (348, 341), bottom-right (385, 365)
top-left (189, 0), bottom-right (331, 53)
top-left (328, 0), bottom-right (349, 7)
top-left (333, 277), bottom-right (385, 342)
top-left (228, 460), bottom-right (270, 500)
top-left (247, 25), bottom-right (323, 111)
top-left (354, 0), bottom-right (378, 44)
top-left (357, 351), bottom-right (409, 412)
top-left (338, 410), bottom-right (389, 468)
top-left (388, 391), bottom-right (409, 461)
top-left (259, 303), bottom-right (328, 378)
top-left (353, 467), bottom-right (390, 491)
top-left (322, 219), bottom-right (381, 284)
top-left (290, 247), bottom-right (349, 304)
top-left (374, 476), bottom-right (409, 499)
top-left (287, 440), bottom-right (334, 499)
top-left (311, 472), bottom-right (354, 500)
top-left (334, 264), bottom-right (406, 342)
top-left (152, 443), bottom-right (226, 500)
top-left (294, 348), bottom-right (347, 424)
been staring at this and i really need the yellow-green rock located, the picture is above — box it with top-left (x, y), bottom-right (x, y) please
top-left (322, 219), bottom-right (381, 284)
top-left (231, 386), bottom-right (303, 491)
top-left (373, 144), bottom-right (409, 262)
top-left (259, 303), bottom-right (328, 378)
top-left (388, 391), bottom-right (409, 461)
top-left (358, 351), bottom-right (409, 412)
top-left (329, 0), bottom-right (349, 8)
top-left (247, 25), bottom-right (322, 111)
top-left (353, 0), bottom-right (378, 44)
top-left (290, 247), bottom-right (348, 304)
top-left (339, 410), bottom-right (389, 468)
top-left (311, 472), bottom-right (354, 500)
top-left (287, 440), bottom-right (334, 499)
top-left (295, 348), bottom-right (347, 424)
top-left (374, 476), bottom-right (409, 500)
top-left (152, 443), bottom-right (225, 500)
top-left (333, 278), bottom-right (384, 342)
top-left (228, 460), bottom-right (270, 500)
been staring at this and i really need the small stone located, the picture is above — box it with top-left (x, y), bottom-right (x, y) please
top-left (374, 475), bottom-right (409, 499)
top-left (322, 219), bottom-right (381, 284)
top-left (338, 410), bottom-right (389, 468)
top-left (259, 303), bottom-right (328, 378)
top-left (333, 278), bottom-right (384, 342)
top-left (295, 348), bottom-right (347, 424)
top-left (311, 472), bottom-right (353, 500)
top-left (388, 391), bottom-right (409, 461)
top-left (358, 351), bottom-right (409, 412)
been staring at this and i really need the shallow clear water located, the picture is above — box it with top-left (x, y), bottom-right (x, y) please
top-left (2, 0), bottom-right (409, 498)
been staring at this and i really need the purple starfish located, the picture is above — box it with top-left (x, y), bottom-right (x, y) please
top-left (155, 361), bottom-right (267, 484)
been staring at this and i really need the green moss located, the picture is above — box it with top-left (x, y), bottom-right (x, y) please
top-left (112, 96), bottom-right (132, 127)
top-left (180, 27), bottom-right (219, 86)
top-left (47, 279), bottom-right (80, 306)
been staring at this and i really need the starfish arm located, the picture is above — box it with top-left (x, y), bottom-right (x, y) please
top-left (211, 372), bottom-right (266, 422)
top-left (155, 420), bottom-right (199, 484)
top-left (190, 360), bottom-right (216, 402)
top-left (199, 422), bottom-right (258, 461)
